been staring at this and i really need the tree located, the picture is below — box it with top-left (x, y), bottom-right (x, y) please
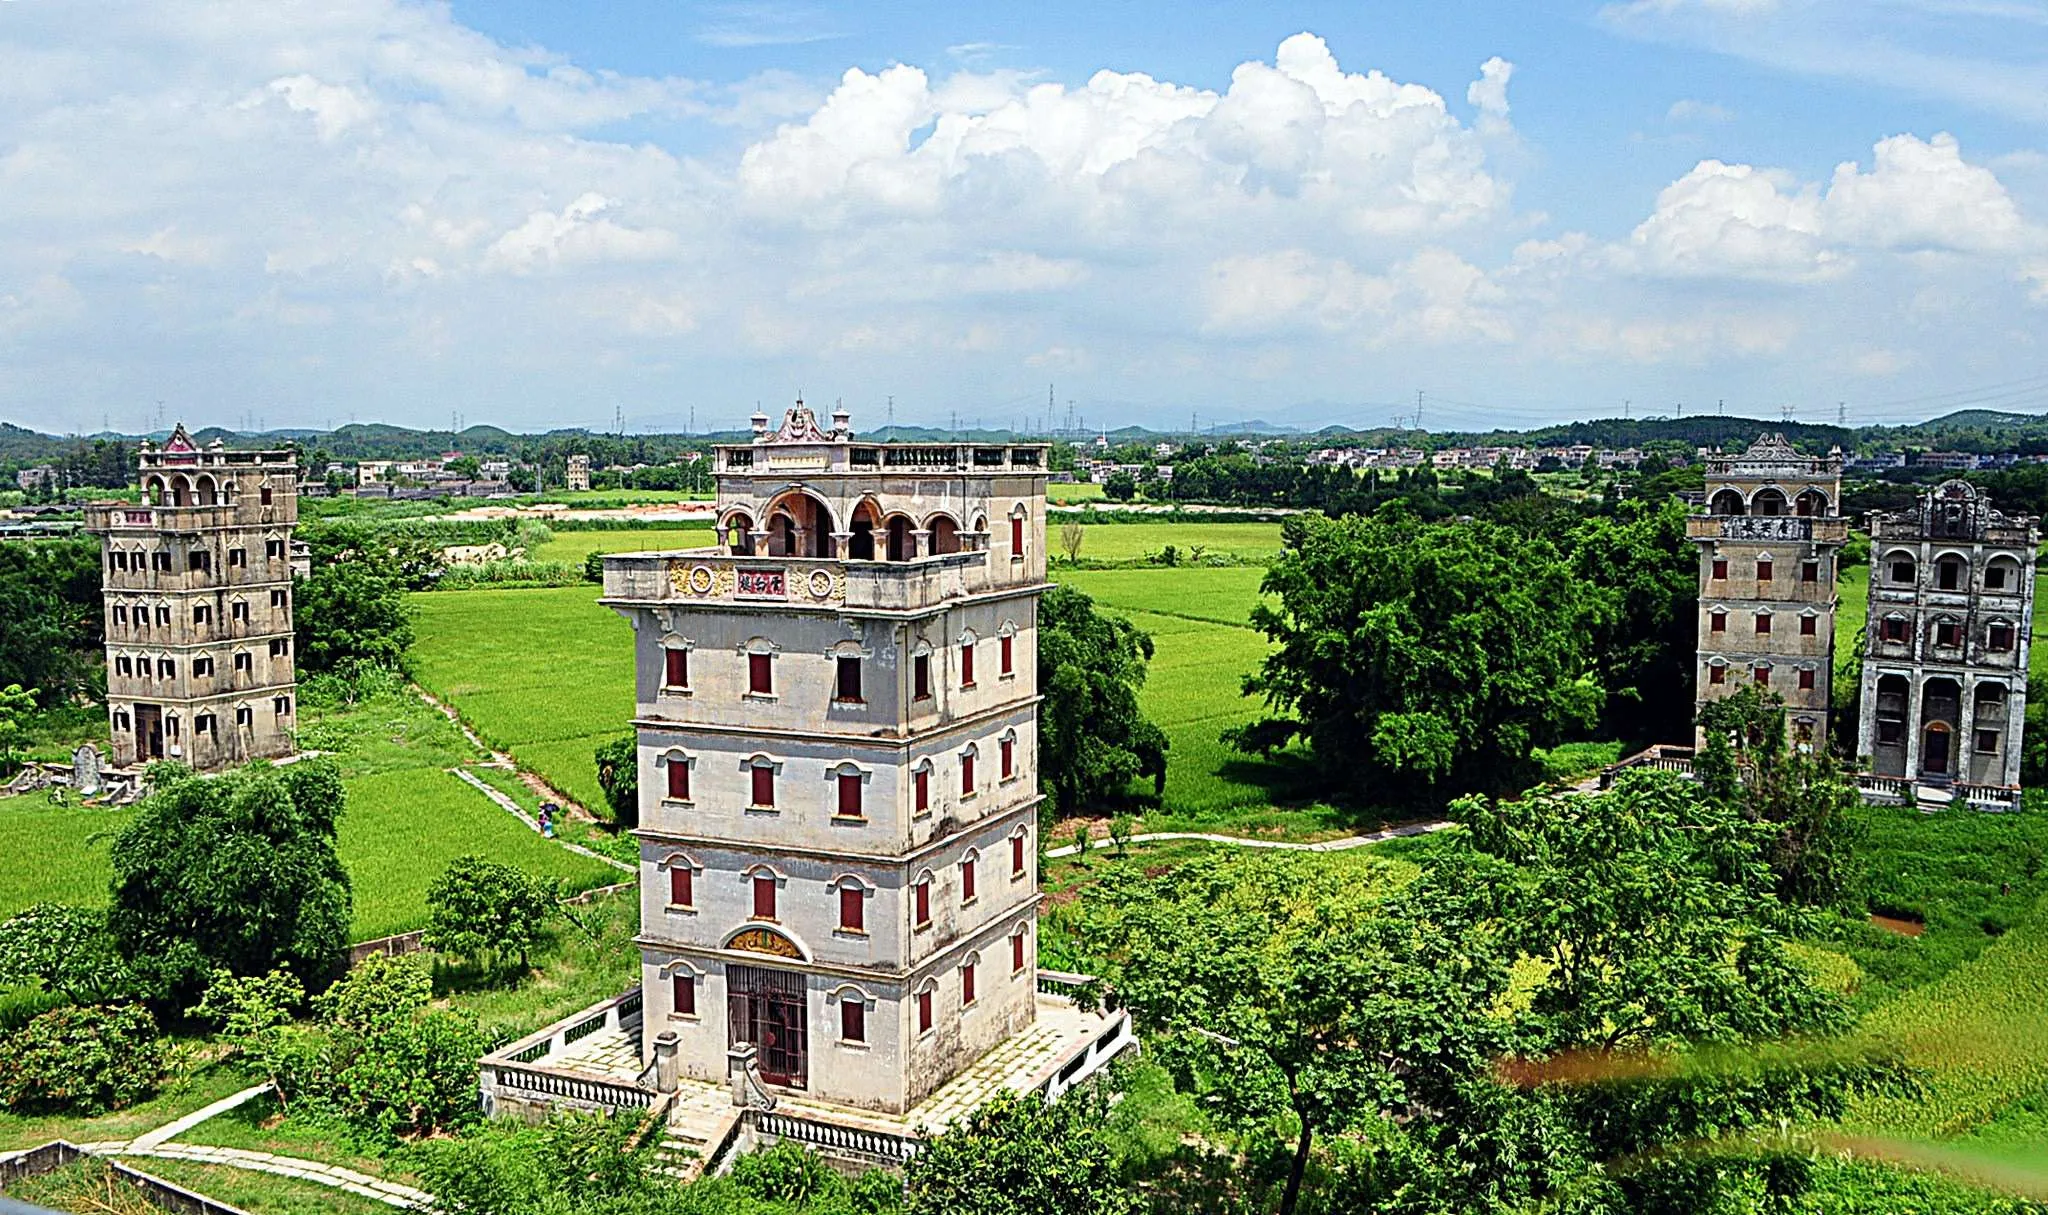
top-left (593, 734), bottom-right (638, 828)
top-left (0, 1004), bottom-right (166, 1115)
top-left (1696, 685), bottom-right (1866, 911)
top-left (0, 538), bottom-right (101, 707)
top-left (297, 955), bottom-right (487, 1142)
top-left (1102, 472), bottom-right (1136, 502)
top-left (1037, 585), bottom-right (1167, 814)
top-left (424, 855), bottom-right (556, 971)
top-left (0, 904), bottom-right (136, 1005)
top-left (905, 1087), bottom-right (1136, 1215)
top-left (1564, 498), bottom-right (1698, 745)
top-left (189, 966), bottom-right (306, 1099)
top-left (0, 682), bottom-right (39, 772)
top-left (1059, 520), bottom-right (1084, 565)
top-left (107, 758), bottom-right (353, 1011)
top-left (1074, 851), bottom-right (1510, 1215)
top-left (296, 550), bottom-right (414, 673)
top-left (1233, 507), bottom-right (1603, 796)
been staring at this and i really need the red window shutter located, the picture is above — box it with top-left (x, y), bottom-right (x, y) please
top-left (1711, 558), bottom-right (1727, 580)
top-left (1798, 668), bottom-right (1816, 690)
top-left (961, 642), bottom-right (975, 686)
top-left (840, 886), bottom-right (864, 932)
top-left (838, 772), bottom-right (862, 818)
top-left (960, 857), bottom-right (976, 902)
top-left (1755, 666), bottom-right (1771, 687)
top-left (1800, 615), bottom-right (1816, 636)
top-left (1710, 612), bottom-right (1726, 633)
top-left (1001, 739), bottom-right (1014, 779)
top-left (752, 765), bottom-right (774, 807)
top-left (961, 964), bottom-right (976, 1006)
top-left (1011, 834), bottom-right (1025, 875)
top-left (915, 768), bottom-right (929, 812)
top-left (915, 879), bottom-right (930, 926)
top-left (673, 975), bottom-right (695, 1017)
top-left (1010, 515), bottom-right (1023, 554)
top-left (753, 875), bottom-right (776, 919)
top-left (670, 866), bottom-right (691, 906)
top-left (1000, 635), bottom-right (1013, 675)
top-left (1757, 560), bottom-right (1772, 581)
top-left (1756, 614), bottom-right (1771, 635)
top-left (842, 1000), bottom-right (865, 1042)
top-left (1802, 561), bottom-right (1819, 583)
top-left (918, 990), bottom-right (933, 1034)
top-left (665, 648), bottom-right (688, 686)
top-left (667, 760), bottom-right (689, 801)
top-left (1012, 932), bottom-right (1026, 973)
top-left (914, 655), bottom-right (930, 699)
top-left (749, 653), bottom-right (771, 694)
top-left (1709, 665), bottom-right (1725, 685)
top-left (962, 753), bottom-right (975, 795)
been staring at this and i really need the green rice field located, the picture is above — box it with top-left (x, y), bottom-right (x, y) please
top-left (1055, 521), bottom-right (1283, 563)
top-left (527, 526), bottom-right (713, 566)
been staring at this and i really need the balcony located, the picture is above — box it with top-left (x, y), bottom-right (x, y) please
top-left (603, 548), bottom-right (1007, 614)
top-left (717, 444), bottom-right (1048, 477)
top-left (85, 500), bottom-right (298, 533)
top-left (1687, 516), bottom-right (1848, 544)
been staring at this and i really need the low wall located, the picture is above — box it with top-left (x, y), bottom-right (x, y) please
top-left (0, 1142), bottom-right (254, 1215)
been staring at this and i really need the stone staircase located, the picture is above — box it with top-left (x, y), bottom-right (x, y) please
top-left (651, 1087), bottom-right (743, 1182)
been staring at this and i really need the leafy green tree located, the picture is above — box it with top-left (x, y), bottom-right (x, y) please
top-left (1038, 585), bottom-right (1167, 814)
top-left (296, 551), bottom-right (414, 673)
top-left (189, 966), bottom-right (306, 1099)
top-left (1696, 685), bottom-right (1866, 911)
top-left (1233, 507), bottom-right (1603, 795)
top-left (424, 855), bottom-right (557, 971)
top-left (905, 1087), bottom-right (1136, 1215)
top-left (298, 955), bottom-right (487, 1142)
top-left (0, 538), bottom-right (101, 707)
top-left (0, 1004), bottom-right (166, 1115)
top-left (0, 682), bottom-right (36, 771)
top-left (1102, 472), bottom-right (1136, 502)
top-left (1565, 497), bottom-right (1698, 744)
top-left (107, 758), bottom-right (353, 1011)
top-left (593, 734), bottom-right (639, 828)
top-left (1075, 851), bottom-right (1509, 1215)
top-left (0, 903), bottom-right (136, 1005)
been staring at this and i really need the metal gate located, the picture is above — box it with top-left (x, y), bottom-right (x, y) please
top-left (728, 965), bottom-right (808, 1089)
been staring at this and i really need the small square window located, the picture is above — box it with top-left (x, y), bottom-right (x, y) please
top-left (229, 548), bottom-right (246, 568)
top-left (195, 713), bottom-right (215, 736)
top-left (1711, 558), bottom-right (1727, 581)
top-left (116, 656), bottom-right (132, 676)
top-left (1754, 666), bottom-right (1770, 687)
top-left (259, 485), bottom-right (273, 506)
top-left (269, 589), bottom-right (286, 608)
top-left (235, 651), bottom-right (252, 672)
top-left (273, 695), bottom-right (291, 715)
top-left (1755, 613), bottom-right (1772, 635)
top-left (1990, 624), bottom-right (2014, 651)
top-left (1800, 615), bottom-right (1817, 636)
top-left (193, 604), bottom-right (211, 625)
top-left (1882, 618), bottom-right (1907, 643)
top-left (1802, 560), bottom-right (1819, 584)
top-left (1710, 611), bottom-right (1727, 633)
top-left (113, 605), bottom-right (127, 626)
top-left (188, 550), bottom-right (208, 572)
top-left (1756, 559), bottom-right (1773, 581)
top-left (193, 657), bottom-right (213, 677)
top-left (233, 601), bottom-right (249, 622)
top-left (1012, 932), bottom-right (1027, 974)
top-left (1987, 566), bottom-right (2009, 590)
top-left (235, 706), bottom-right (252, 727)
top-left (160, 659), bottom-right (176, 679)
top-left (1937, 622), bottom-right (1962, 648)
top-left (269, 638), bottom-right (287, 657)
top-left (264, 540), bottom-right (284, 559)
top-left (1878, 719), bottom-right (1902, 744)
top-left (1708, 664), bottom-right (1725, 685)
top-left (842, 999), bottom-right (866, 1043)
top-left (1891, 560), bottom-right (1915, 584)
top-left (1976, 729), bottom-right (2001, 755)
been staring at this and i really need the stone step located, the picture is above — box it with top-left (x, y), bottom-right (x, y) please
top-left (651, 1106), bottom-right (742, 1183)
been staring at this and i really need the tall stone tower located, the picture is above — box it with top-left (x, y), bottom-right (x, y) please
top-left (85, 424), bottom-right (299, 770)
top-left (601, 403), bottom-right (1049, 1114)
top-left (1689, 434), bottom-right (1845, 748)
top-left (1857, 480), bottom-right (2036, 789)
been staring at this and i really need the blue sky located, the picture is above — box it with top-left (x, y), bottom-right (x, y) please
top-left (2, 0), bottom-right (2045, 434)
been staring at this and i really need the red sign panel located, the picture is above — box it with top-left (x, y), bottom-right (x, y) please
top-left (736, 569), bottom-right (785, 598)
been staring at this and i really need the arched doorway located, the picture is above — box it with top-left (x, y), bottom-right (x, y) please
top-left (884, 515), bottom-right (914, 561)
top-left (1794, 489), bottom-right (1828, 517)
top-left (170, 476), bottom-right (191, 507)
top-left (929, 514), bottom-right (961, 555)
top-left (848, 499), bottom-right (881, 561)
top-left (765, 491), bottom-right (835, 559)
top-left (1710, 488), bottom-right (1745, 516)
top-left (723, 512), bottom-right (756, 556)
top-left (1923, 722), bottom-right (1954, 778)
top-left (1751, 488), bottom-right (1786, 517)
top-left (1919, 676), bottom-right (1961, 779)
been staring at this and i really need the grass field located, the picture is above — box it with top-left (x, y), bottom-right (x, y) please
top-left (1055, 521), bottom-right (1283, 564)
top-left (528, 526), bottom-right (713, 566)
top-left (0, 687), bottom-right (618, 938)
top-left (1048, 481), bottom-right (1104, 502)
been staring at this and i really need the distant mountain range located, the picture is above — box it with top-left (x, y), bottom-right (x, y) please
top-left (5, 408), bottom-right (2046, 466)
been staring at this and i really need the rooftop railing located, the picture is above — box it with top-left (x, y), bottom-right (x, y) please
top-left (603, 548), bottom-right (1001, 613)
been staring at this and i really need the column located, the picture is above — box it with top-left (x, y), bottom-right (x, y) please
top-left (830, 531), bottom-right (853, 560)
top-left (1902, 677), bottom-right (1923, 779)
top-left (912, 529), bottom-right (932, 558)
top-left (1855, 665), bottom-right (1878, 765)
top-left (1957, 677), bottom-right (1978, 786)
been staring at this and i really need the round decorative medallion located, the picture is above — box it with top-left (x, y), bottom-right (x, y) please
top-left (688, 565), bottom-right (715, 595)
top-left (808, 569), bottom-right (833, 599)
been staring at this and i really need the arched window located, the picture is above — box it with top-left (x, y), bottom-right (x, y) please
top-left (999, 727), bottom-right (1018, 781)
top-left (832, 875), bottom-right (873, 934)
top-left (912, 757), bottom-right (934, 816)
top-left (830, 984), bottom-right (874, 1043)
top-left (1750, 488), bottom-right (1787, 517)
top-left (1709, 488), bottom-right (1745, 516)
top-left (657, 852), bottom-right (700, 908)
top-left (960, 742), bottom-right (979, 797)
top-left (743, 864), bottom-right (783, 920)
top-left (912, 869), bottom-right (934, 929)
top-left (914, 977), bottom-right (937, 1036)
top-left (959, 848), bottom-right (980, 904)
top-left (1010, 922), bottom-right (1031, 974)
top-left (960, 952), bottom-right (980, 1007)
top-left (1009, 503), bottom-right (1028, 558)
top-left (929, 513), bottom-right (962, 555)
top-left (1709, 607), bottom-right (1727, 634)
top-left (998, 620), bottom-right (1018, 677)
top-left (1985, 555), bottom-right (2023, 592)
top-left (1009, 824), bottom-right (1030, 878)
top-left (1936, 553), bottom-right (1969, 592)
top-left (743, 754), bottom-right (781, 808)
top-left (660, 959), bottom-right (703, 1019)
top-left (660, 748), bottom-right (693, 802)
top-left (1886, 551), bottom-right (1917, 585)
top-left (829, 761), bottom-right (868, 820)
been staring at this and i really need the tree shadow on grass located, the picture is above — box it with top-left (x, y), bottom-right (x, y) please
top-left (429, 953), bottom-right (528, 997)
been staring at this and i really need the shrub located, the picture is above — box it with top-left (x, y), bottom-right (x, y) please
top-left (593, 734), bottom-right (638, 828)
top-left (729, 1141), bottom-right (846, 1205)
top-left (0, 1003), bottom-right (166, 1114)
top-left (424, 855), bottom-right (557, 970)
top-left (285, 955), bottom-right (486, 1142)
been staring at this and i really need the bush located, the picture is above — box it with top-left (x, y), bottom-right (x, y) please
top-left (593, 734), bottom-right (638, 828)
top-left (730, 1141), bottom-right (846, 1205)
top-left (424, 855), bottom-right (557, 970)
top-left (0, 1003), bottom-right (166, 1114)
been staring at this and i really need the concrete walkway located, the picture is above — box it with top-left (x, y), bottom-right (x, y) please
top-left (1043, 819), bottom-right (1453, 860)
top-left (128, 1082), bottom-right (272, 1151)
top-left (449, 766), bottom-right (635, 874)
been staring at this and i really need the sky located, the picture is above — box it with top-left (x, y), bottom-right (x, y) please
top-left (2, 0), bottom-right (2046, 436)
